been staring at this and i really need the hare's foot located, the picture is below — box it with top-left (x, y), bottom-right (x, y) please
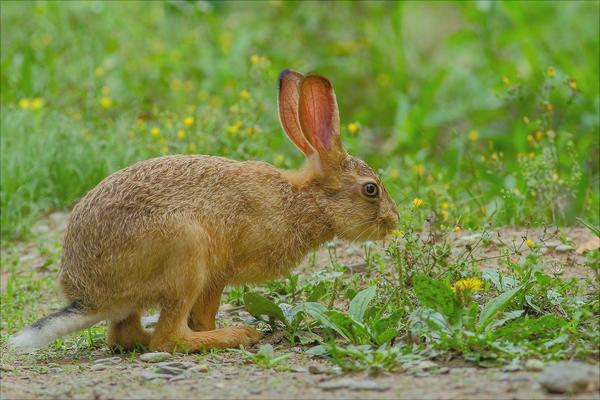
top-left (107, 311), bottom-right (151, 351)
top-left (188, 283), bottom-right (225, 331)
top-left (151, 301), bottom-right (260, 352)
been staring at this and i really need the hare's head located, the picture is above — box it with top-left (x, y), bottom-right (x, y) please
top-left (278, 70), bottom-right (398, 241)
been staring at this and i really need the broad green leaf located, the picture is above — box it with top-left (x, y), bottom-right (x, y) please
top-left (243, 292), bottom-right (287, 325)
top-left (413, 274), bottom-right (462, 324)
top-left (307, 281), bottom-right (326, 302)
top-left (478, 285), bottom-right (522, 330)
top-left (348, 286), bottom-right (377, 323)
top-left (302, 302), bottom-right (351, 341)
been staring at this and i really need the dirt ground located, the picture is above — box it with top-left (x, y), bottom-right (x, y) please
top-left (1, 212), bottom-right (599, 400)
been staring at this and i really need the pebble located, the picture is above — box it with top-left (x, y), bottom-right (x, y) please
top-left (189, 364), bottom-right (209, 373)
top-left (415, 371), bottom-right (430, 378)
top-left (94, 357), bottom-right (122, 365)
top-left (48, 367), bottom-right (63, 373)
top-left (140, 371), bottom-right (173, 381)
top-left (459, 233), bottom-right (482, 242)
top-left (308, 365), bottom-right (325, 375)
top-left (438, 367), bottom-right (450, 375)
top-left (139, 352), bottom-right (172, 363)
top-left (154, 366), bottom-right (185, 376)
top-left (169, 375), bottom-right (189, 383)
top-left (524, 359), bottom-right (545, 371)
top-left (416, 360), bottom-right (438, 371)
top-left (555, 244), bottom-right (575, 252)
top-left (289, 366), bottom-right (306, 373)
top-left (157, 361), bottom-right (196, 369)
top-left (539, 361), bottom-right (599, 394)
top-left (89, 365), bottom-right (107, 371)
top-left (319, 378), bottom-right (390, 392)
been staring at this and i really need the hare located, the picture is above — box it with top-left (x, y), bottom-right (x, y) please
top-left (9, 70), bottom-right (399, 353)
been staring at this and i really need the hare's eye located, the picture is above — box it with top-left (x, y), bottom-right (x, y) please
top-left (362, 182), bottom-right (379, 198)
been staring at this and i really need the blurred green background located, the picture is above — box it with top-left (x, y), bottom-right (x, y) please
top-left (1, 0), bottom-right (598, 240)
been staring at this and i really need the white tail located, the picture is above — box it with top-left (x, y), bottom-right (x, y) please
top-left (8, 302), bottom-right (102, 353)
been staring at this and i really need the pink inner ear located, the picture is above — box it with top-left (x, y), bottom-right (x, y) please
top-left (299, 76), bottom-right (336, 152)
top-left (278, 70), bottom-right (313, 155)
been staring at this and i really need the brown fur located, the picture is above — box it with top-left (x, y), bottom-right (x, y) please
top-left (55, 71), bottom-right (399, 352)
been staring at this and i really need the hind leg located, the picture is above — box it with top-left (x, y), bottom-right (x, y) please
top-left (150, 297), bottom-right (261, 353)
top-left (106, 311), bottom-right (151, 350)
top-left (188, 283), bottom-right (225, 331)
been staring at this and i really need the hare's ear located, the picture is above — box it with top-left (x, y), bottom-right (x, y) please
top-left (298, 74), bottom-right (346, 173)
top-left (278, 69), bottom-right (315, 157)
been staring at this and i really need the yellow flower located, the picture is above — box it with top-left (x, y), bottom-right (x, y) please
top-left (441, 202), bottom-right (449, 210)
top-left (245, 127), bottom-right (255, 135)
top-left (547, 66), bottom-right (555, 78)
top-left (491, 152), bottom-right (498, 161)
top-left (95, 67), bottom-right (105, 77)
top-left (468, 130), bottom-right (479, 142)
top-left (391, 229), bottom-right (404, 238)
top-left (177, 130), bottom-right (186, 140)
top-left (239, 89), bottom-right (250, 99)
top-left (441, 210), bottom-right (449, 219)
top-left (19, 99), bottom-right (31, 109)
top-left (480, 155), bottom-right (486, 161)
top-left (535, 130), bottom-right (544, 140)
top-left (184, 116), bottom-right (194, 127)
top-left (413, 164), bottom-right (425, 176)
top-left (527, 134), bottom-right (534, 143)
top-left (389, 169), bottom-right (399, 179)
top-left (568, 78), bottom-right (577, 90)
top-left (502, 75), bottom-right (510, 85)
top-left (99, 97), bottom-right (112, 109)
top-left (150, 127), bottom-right (161, 138)
top-left (274, 154), bottom-right (285, 165)
top-left (347, 122), bottom-right (359, 135)
top-left (412, 198), bottom-right (423, 208)
top-left (552, 172), bottom-right (559, 181)
top-left (528, 152), bottom-right (535, 159)
top-left (453, 277), bottom-right (483, 293)
top-left (249, 54), bottom-right (260, 64)
top-left (187, 143), bottom-right (197, 153)
top-left (31, 98), bottom-right (44, 110)
top-left (526, 239), bottom-right (534, 249)
top-left (453, 226), bottom-right (461, 232)
top-left (227, 121), bottom-right (242, 135)
top-left (545, 102), bottom-right (553, 113)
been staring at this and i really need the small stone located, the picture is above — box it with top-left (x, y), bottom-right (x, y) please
top-left (0, 365), bottom-right (11, 372)
top-left (157, 361), bottom-right (196, 369)
top-left (539, 361), bottom-right (599, 394)
top-left (459, 233), bottom-right (482, 242)
top-left (139, 352), bottom-right (171, 363)
top-left (141, 371), bottom-right (172, 381)
top-left (347, 263), bottom-right (367, 273)
top-left (289, 366), bottom-right (306, 373)
top-left (89, 365), bottom-right (107, 371)
top-left (502, 360), bottom-right (521, 372)
top-left (416, 360), bottom-right (438, 371)
top-left (248, 388), bottom-right (262, 395)
top-left (189, 364), bottom-right (209, 373)
top-left (319, 378), bottom-right (389, 392)
top-left (48, 367), bottom-right (63, 373)
top-left (438, 367), bottom-right (450, 375)
top-left (154, 366), bottom-right (185, 376)
top-left (168, 375), bottom-right (189, 383)
top-left (94, 357), bottom-right (121, 365)
top-left (308, 365), bottom-right (324, 374)
top-left (415, 371), bottom-right (430, 378)
top-left (525, 359), bottom-right (545, 371)
top-left (555, 244), bottom-right (575, 252)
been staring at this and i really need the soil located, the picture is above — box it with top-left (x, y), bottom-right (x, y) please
top-left (1, 212), bottom-right (598, 400)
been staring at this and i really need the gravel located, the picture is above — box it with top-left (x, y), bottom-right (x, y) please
top-left (538, 361), bottom-right (599, 394)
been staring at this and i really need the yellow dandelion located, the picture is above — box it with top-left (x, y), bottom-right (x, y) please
top-left (245, 127), bottom-right (255, 135)
top-left (227, 121), bottom-right (242, 135)
top-left (414, 164), bottom-right (425, 176)
top-left (239, 89), bottom-right (251, 99)
top-left (568, 78), bottom-right (577, 90)
top-left (249, 54), bottom-right (260, 64)
top-left (547, 66), bottom-right (555, 78)
top-left (535, 130), bottom-right (544, 140)
top-left (184, 116), bottom-right (194, 127)
top-left (389, 169), bottom-right (399, 179)
top-left (453, 226), bottom-right (461, 233)
top-left (99, 97), bottom-right (112, 109)
top-left (528, 152), bottom-right (535, 159)
top-left (502, 75), bottom-right (510, 85)
top-left (526, 239), bottom-right (534, 249)
top-left (177, 130), bottom-right (186, 140)
top-left (441, 202), bottom-right (450, 210)
top-left (412, 198), bottom-right (424, 208)
top-left (274, 154), bottom-right (285, 165)
top-left (19, 99), bottom-right (31, 109)
top-left (347, 122), bottom-right (359, 135)
top-left (453, 277), bottom-right (483, 293)
top-left (30, 98), bottom-right (44, 110)
top-left (491, 152), bottom-right (498, 161)
top-left (468, 130), bottom-right (479, 142)
top-left (441, 210), bottom-right (449, 219)
top-left (545, 102), bottom-right (553, 113)
top-left (527, 134), bottom-right (534, 143)
top-left (150, 127), bottom-right (161, 138)
top-left (552, 172), bottom-right (559, 181)
top-left (95, 67), bottom-right (105, 77)
top-left (187, 143), bottom-right (197, 153)
top-left (391, 229), bottom-right (404, 238)
top-left (480, 155), bottom-right (486, 161)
